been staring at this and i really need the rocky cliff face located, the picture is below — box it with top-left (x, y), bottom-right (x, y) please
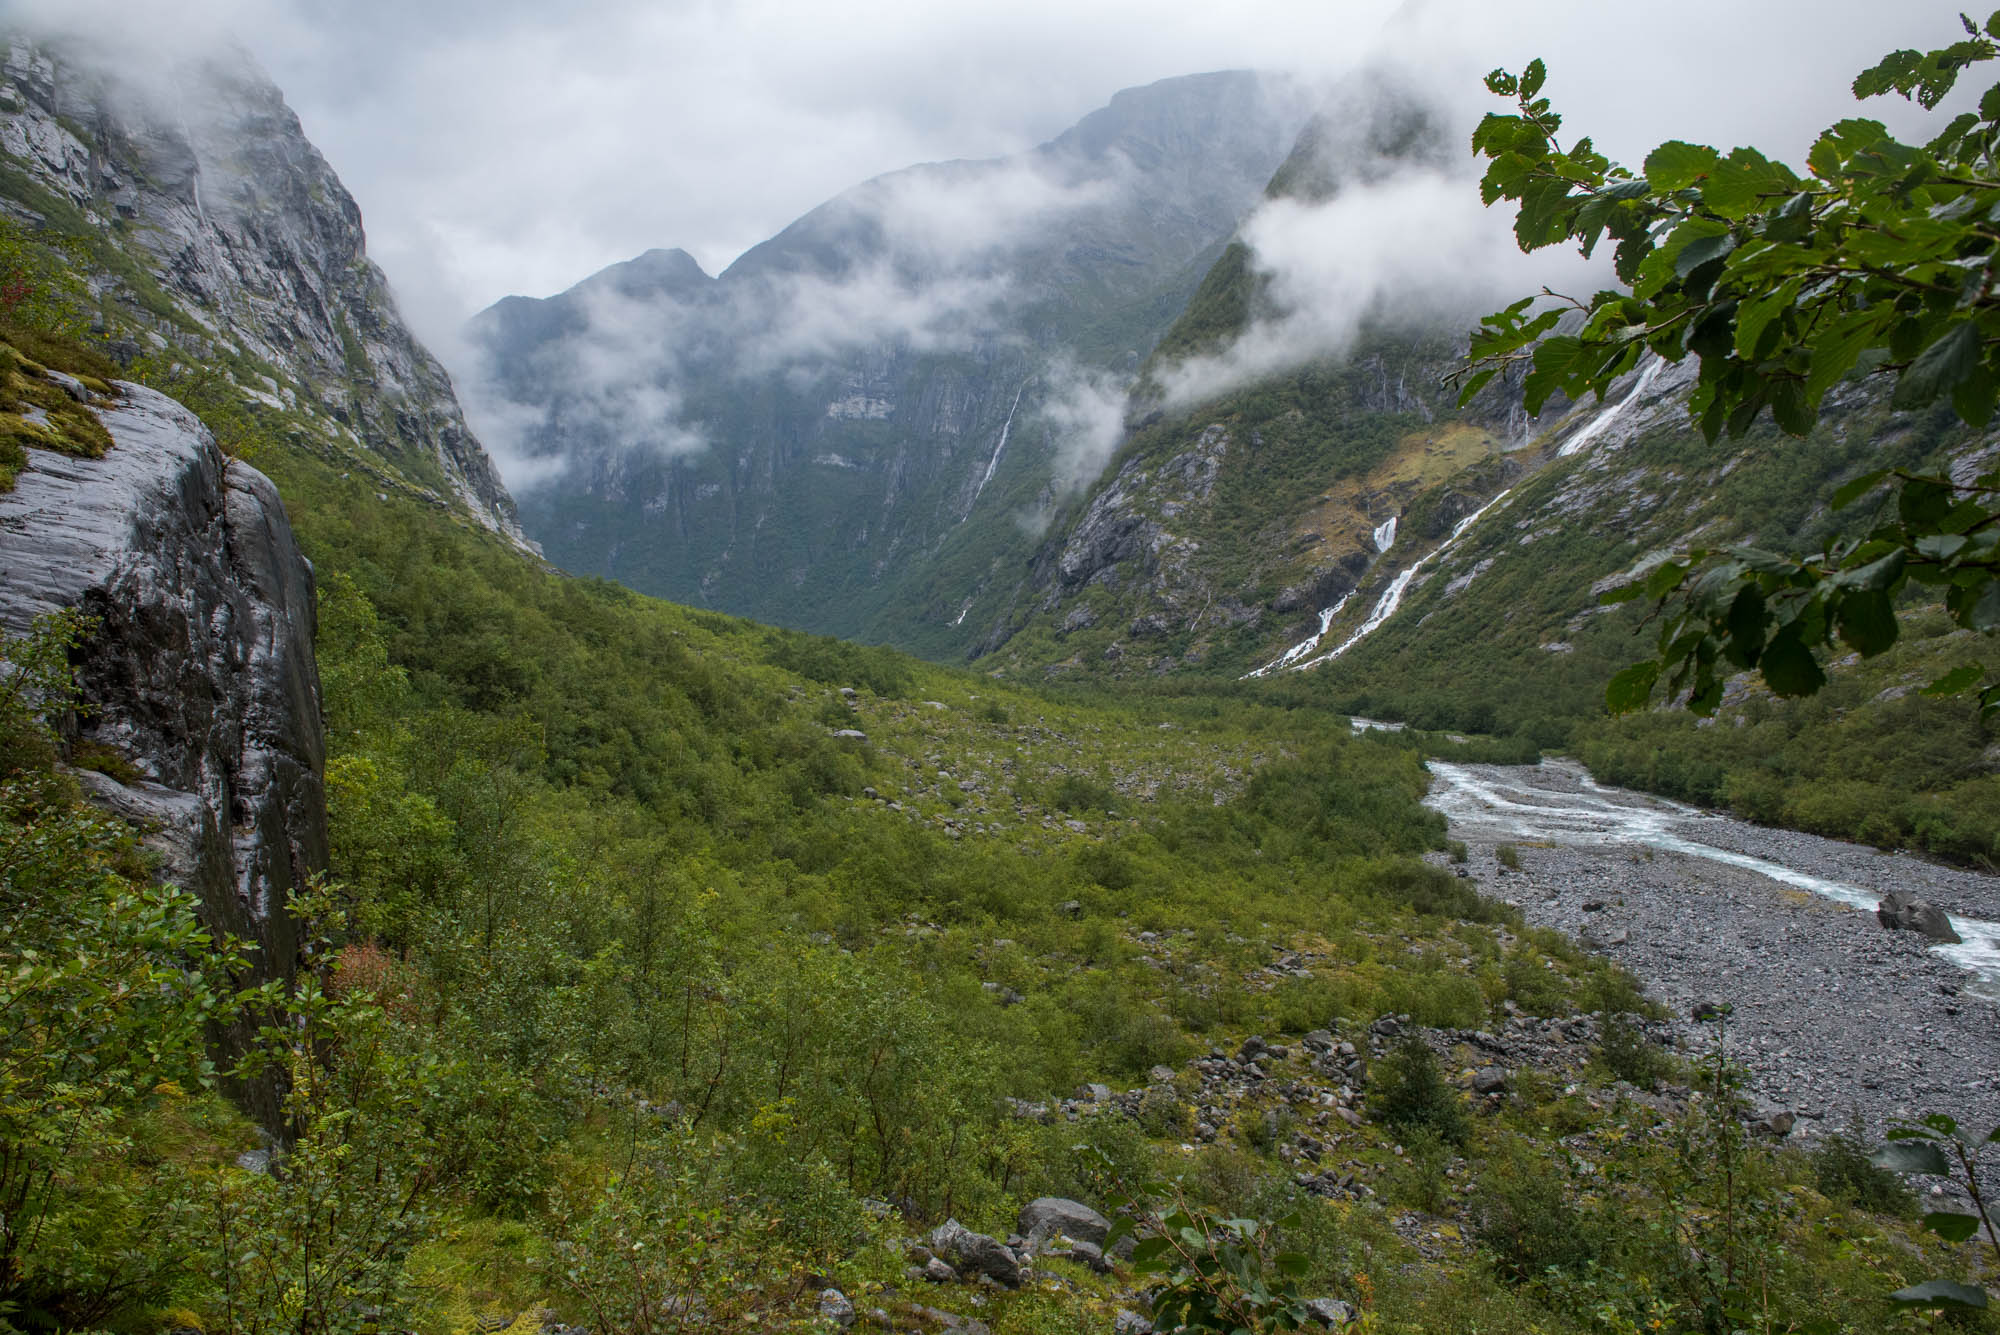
top-left (0, 379), bottom-right (324, 1128)
top-left (0, 37), bottom-right (523, 543)
top-left (470, 71), bottom-right (1308, 652)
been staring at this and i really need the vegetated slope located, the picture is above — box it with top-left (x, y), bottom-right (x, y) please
top-left (0, 44), bottom-right (1976, 1335)
top-left (467, 71), bottom-right (1309, 652)
top-left (1296, 360), bottom-right (2000, 864)
top-left (971, 86), bottom-right (1544, 682)
top-left (0, 36), bottom-right (524, 541)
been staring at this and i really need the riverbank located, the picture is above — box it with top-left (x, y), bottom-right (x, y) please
top-left (1425, 760), bottom-right (2000, 1143)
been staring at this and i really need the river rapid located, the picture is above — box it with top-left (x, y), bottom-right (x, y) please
top-left (1422, 757), bottom-right (2000, 1139)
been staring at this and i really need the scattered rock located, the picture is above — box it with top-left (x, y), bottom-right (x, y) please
top-left (1304, 1297), bottom-right (1359, 1328)
top-left (819, 1290), bottom-right (856, 1328)
top-left (1471, 1066), bottom-right (1510, 1095)
top-left (1019, 1196), bottom-right (1111, 1250)
top-left (1113, 1310), bottom-right (1154, 1335)
top-left (929, 1219), bottom-right (1022, 1288)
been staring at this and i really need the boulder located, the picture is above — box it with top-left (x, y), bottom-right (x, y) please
top-left (1751, 1108), bottom-right (1796, 1139)
top-left (929, 1219), bottom-right (1022, 1288)
top-left (1877, 891), bottom-right (1963, 944)
top-left (1472, 1066), bottom-right (1510, 1096)
top-left (819, 1290), bottom-right (856, 1328)
top-left (1018, 1196), bottom-right (1111, 1249)
top-left (1112, 1311), bottom-right (1153, 1335)
top-left (1304, 1297), bottom-right (1358, 1328)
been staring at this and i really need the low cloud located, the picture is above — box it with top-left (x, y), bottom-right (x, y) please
top-left (1154, 164), bottom-right (1601, 410)
top-left (1036, 360), bottom-right (1131, 494)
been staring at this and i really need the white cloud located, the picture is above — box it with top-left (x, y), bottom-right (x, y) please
top-left (1038, 360), bottom-right (1132, 492)
top-left (1156, 166), bottom-right (1601, 408)
top-left (12, 0), bottom-right (1976, 359)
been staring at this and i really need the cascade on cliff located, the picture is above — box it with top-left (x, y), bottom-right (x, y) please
top-left (0, 382), bottom-right (326, 1131)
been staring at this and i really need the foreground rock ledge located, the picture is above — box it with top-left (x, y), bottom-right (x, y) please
top-left (0, 382), bottom-right (327, 1128)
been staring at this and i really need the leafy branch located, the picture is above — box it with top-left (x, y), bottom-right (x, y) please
top-left (1467, 12), bottom-right (2000, 716)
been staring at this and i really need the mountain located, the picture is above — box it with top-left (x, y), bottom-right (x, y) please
top-left (970, 81), bottom-right (1545, 677)
top-left (468, 70), bottom-right (1310, 650)
top-left (0, 37), bottom-right (523, 541)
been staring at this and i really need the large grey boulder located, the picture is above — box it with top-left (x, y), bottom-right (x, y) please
top-left (0, 384), bottom-right (325, 1129)
top-left (1877, 891), bottom-right (1962, 944)
top-left (929, 1218), bottom-right (1023, 1288)
top-left (1018, 1196), bottom-right (1111, 1250)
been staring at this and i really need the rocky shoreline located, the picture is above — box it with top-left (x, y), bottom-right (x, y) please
top-left (1428, 761), bottom-right (2000, 1144)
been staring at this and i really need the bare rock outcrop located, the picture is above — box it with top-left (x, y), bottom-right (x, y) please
top-left (0, 383), bottom-right (326, 1128)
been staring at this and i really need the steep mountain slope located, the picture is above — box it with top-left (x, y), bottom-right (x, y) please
top-left (0, 37), bottom-right (523, 542)
top-left (973, 86), bottom-right (1542, 678)
top-left (468, 71), bottom-right (1309, 649)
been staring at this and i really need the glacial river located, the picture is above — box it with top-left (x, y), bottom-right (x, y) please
top-left (1423, 757), bottom-right (2000, 997)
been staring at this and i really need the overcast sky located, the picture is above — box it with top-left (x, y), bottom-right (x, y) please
top-left (14, 0), bottom-right (1974, 348)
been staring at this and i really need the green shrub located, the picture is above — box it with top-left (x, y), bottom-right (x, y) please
top-left (1809, 1117), bottom-right (1916, 1217)
top-left (1359, 858), bottom-right (1509, 924)
top-left (1597, 1015), bottom-right (1673, 1088)
top-left (1387, 1125), bottom-right (1455, 1214)
top-left (1112, 1011), bottom-right (1193, 1076)
top-left (1469, 1143), bottom-right (1598, 1283)
top-left (1368, 1035), bottom-right (1470, 1146)
top-left (1495, 844), bottom-right (1521, 871)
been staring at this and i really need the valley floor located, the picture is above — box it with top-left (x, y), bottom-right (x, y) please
top-left (1430, 759), bottom-right (2000, 1144)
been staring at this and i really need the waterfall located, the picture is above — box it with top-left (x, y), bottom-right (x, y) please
top-left (1244, 591), bottom-right (1355, 678)
top-left (1372, 515), bottom-right (1397, 553)
top-left (1557, 356), bottom-right (1669, 458)
top-left (967, 379), bottom-right (1030, 510)
top-left (1292, 489), bottom-right (1515, 670)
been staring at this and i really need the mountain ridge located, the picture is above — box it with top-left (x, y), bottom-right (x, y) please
top-left (0, 35), bottom-right (525, 544)
top-left (467, 69), bottom-right (1313, 648)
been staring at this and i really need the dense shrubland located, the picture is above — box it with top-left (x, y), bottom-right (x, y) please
top-left (0, 332), bottom-right (1976, 1331)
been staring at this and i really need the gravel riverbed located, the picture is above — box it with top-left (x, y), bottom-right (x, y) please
top-left (1427, 760), bottom-right (2000, 1142)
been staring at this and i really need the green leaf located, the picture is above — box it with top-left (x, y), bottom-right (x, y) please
top-left (1806, 309), bottom-right (1890, 403)
top-left (1953, 365), bottom-right (1999, 428)
top-left (1924, 1211), bottom-right (1985, 1242)
top-left (1923, 663), bottom-right (1984, 696)
top-left (1674, 229), bottom-right (1739, 279)
top-left (1902, 476), bottom-right (1955, 529)
top-left (1889, 1279), bottom-right (1989, 1310)
top-left (1644, 139), bottom-right (1719, 191)
top-left (1759, 633), bottom-right (1826, 697)
top-left (1704, 148), bottom-right (1800, 217)
top-left (1831, 469), bottom-right (1890, 511)
top-left (1606, 661), bottom-right (1660, 714)
top-left (1725, 585), bottom-right (1767, 666)
top-left (1895, 321), bottom-right (1983, 409)
top-left (1735, 280), bottom-right (1799, 360)
top-left (1835, 588), bottom-right (1898, 656)
top-left (1873, 1141), bottom-right (1953, 1175)
top-left (1519, 58), bottom-right (1546, 99)
top-left (1599, 581), bottom-right (1648, 605)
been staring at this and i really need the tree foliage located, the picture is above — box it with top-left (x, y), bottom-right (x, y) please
top-left (1467, 13), bottom-right (2000, 716)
